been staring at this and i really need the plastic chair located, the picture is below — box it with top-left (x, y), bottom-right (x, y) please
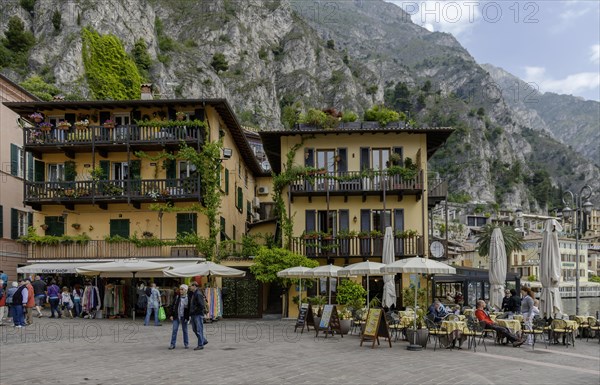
top-left (522, 317), bottom-right (547, 350)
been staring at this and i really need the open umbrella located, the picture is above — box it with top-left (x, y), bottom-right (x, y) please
top-left (76, 259), bottom-right (171, 320)
top-left (338, 261), bottom-right (389, 309)
top-left (488, 228), bottom-right (507, 311)
top-left (277, 266), bottom-right (314, 311)
top-left (540, 219), bottom-right (563, 318)
top-left (381, 257), bottom-right (456, 351)
top-left (164, 261), bottom-right (246, 278)
top-left (308, 264), bottom-right (346, 304)
top-left (381, 227), bottom-right (397, 309)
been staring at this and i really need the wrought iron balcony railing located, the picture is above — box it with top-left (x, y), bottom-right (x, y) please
top-left (289, 170), bottom-right (423, 194)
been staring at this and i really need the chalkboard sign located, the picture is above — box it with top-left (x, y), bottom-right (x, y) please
top-left (295, 303), bottom-right (311, 333)
top-left (360, 309), bottom-right (392, 348)
top-left (315, 305), bottom-right (342, 338)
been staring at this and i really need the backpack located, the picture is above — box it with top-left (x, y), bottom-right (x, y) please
top-left (145, 287), bottom-right (152, 297)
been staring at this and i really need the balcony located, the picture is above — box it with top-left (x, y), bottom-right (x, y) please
top-left (27, 239), bottom-right (199, 260)
top-left (290, 234), bottom-right (424, 259)
top-left (289, 170), bottom-right (423, 200)
top-left (25, 178), bottom-right (201, 209)
top-left (25, 123), bottom-right (204, 156)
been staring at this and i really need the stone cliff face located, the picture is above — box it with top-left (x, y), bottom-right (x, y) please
top-left (1, 0), bottom-right (598, 209)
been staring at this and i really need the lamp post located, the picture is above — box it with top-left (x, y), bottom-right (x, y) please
top-left (562, 185), bottom-right (594, 315)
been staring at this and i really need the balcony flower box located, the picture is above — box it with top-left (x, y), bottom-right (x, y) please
top-left (57, 121), bottom-right (72, 130)
top-left (160, 189), bottom-right (170, 197)
top-left (30, 112), bottom-right (44, 123)
top-left (39, 122), bottom-right (53, 132)
top-left (103, 119), bottom-right (115, 129)
top-left (75, 119), bottom-right (89, 130)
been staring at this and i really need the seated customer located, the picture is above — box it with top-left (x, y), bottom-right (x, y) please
top-left (475, 300), bottom-right (525, 348)
top-left (427, 300), bottom-right (448, 323)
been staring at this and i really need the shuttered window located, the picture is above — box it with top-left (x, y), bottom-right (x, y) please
top-left (339, 210), bottom-right (349, 231)
top-left (337, 148), bottom-right (348, 173)
top-left (360, 147), bottom-right (370, 171)
top-left (304, 148), bottom-right (314, 168)
top-left (176, 213), bottom-right (197, 236)
top-left (237, 187), bottom-right (243, 212)
top-left (45, 216), bottom-right (64, 237)
top-left (360, 209), bottom-right (371, 233)
top-left (305, 210), bottom-right (316, 233)
top-left (225, 168), bottom-right (230, 194)
top-left (109, 219), bottom-right (130, 238)
top-left (220, 217), bottom-right (226, 241)
top-left (10, 144), bottom-right (23, 177)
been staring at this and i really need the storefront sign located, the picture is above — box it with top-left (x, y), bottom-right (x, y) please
top-left (315, 304), bottom-right (342, 338)
top-left (360, 308), bottom-right (392, 348)
top-left (295, 303), bottom-right (312, 333)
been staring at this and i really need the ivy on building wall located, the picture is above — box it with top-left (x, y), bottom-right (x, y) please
top-left (81, 27), bottom-right (141, 100)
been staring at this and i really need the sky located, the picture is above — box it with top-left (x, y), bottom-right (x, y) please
top-left (387, 0), bottom-right (600, 101)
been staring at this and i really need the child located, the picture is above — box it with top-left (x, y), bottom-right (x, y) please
top-left (60, 287), bottom-right (74, 318)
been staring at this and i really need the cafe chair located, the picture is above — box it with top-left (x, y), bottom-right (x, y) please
top-left (550, 319), bottom-right (575, 348)
top-left (463, 318), bottom-right (487, 352)
top-left (521, 317), bottom-right (547, 350)
top-left (446, 314), bottom-right (459, 321)
top-left (425, 317), bottom-right (448, 351)
top-left (386, 312), bottom-right (402, 342)
top-left (586, 317), bottom-right (600, 343)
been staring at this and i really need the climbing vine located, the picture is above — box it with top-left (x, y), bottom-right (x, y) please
top-left (81, 27), bottom-right (141, 100)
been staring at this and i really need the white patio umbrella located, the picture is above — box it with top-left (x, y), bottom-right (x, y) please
top-left (277, 266), bottom-right (314, 310)
top-left (308, 264), bottom-right (345, 305)
top-left (338, 260), bottom-right (389, 309)
top-left (381, 257), bottom-right (456, 351)
top-left (164, 261), bottom-right (246, 278)
top-left (381, 227), bottom-right (397, 309)
top-left (488, 228), bottom-right (507, 311)
top-left (540, 219), bottom-right (563, 318)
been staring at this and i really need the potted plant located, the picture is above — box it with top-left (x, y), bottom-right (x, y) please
top-left (160, 189), bottom-right (170, 197)
top-left (39, 122), bottom-right (53, 132)
top-left (403, 286), bottom-right (429, 348)
top-left (40, 224), bottom-right (49, 231)
top-left (143, 231), bottom-right (154, 238)
top-left (72, 223), bottom-right (81, 230)
top-left (175, 111), bottom-right (186, 121)
top-left (337, 308), bottom-right (353, 335)
top-left (336, 279), bottom-right (367, 318)
top-left (29, 112), bottom-right (43, 123)
top-left (75, 119), bottom-right (89, 130)
top-left (103, 119), bottom-right (115, 129)
top-left (303, 231), bottom-right (320, 240)
top-left (57, 121), bottom-right (72, 130)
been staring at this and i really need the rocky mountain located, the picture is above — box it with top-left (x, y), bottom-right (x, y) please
top-left (0, 0), bottom-right (598, 210)
top-left (482, 64), bottom-right (600, 167)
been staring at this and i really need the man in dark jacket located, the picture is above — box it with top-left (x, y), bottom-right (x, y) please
top-left (11, 280), bottom-right (28, 327)
top-left (501, 289), bottom-right (511, 312)
top-left (507, 289), bottom-right (521, 313)
top-left (189, 282), bottom-right (207, 350)
top-left (169, 284), bottom-right (190, 350)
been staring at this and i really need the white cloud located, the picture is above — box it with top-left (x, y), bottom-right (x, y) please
top-left (524, 66), bottom-right (600, 96)
top-left (390, 1), bottom-right (481, 37)
top-left (591, 44), bottom-right (600, 65)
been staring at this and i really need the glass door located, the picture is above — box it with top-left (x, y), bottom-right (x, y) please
top-left (112, 162), bottom-right (129, 189)
top-left (113, 114), bottom-right (130, 140)
top-left (316, 149), bottom-right (335, 191)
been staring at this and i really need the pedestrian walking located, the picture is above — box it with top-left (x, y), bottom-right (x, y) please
top-left (25, 279), bottom-right (35, 325)
top-left (520, 286), bottom-right (536, 345)
top-left (72, 284), bottom-right (83, 317)
top-left (47, 280), bottom-right (62, 318)
top-left (11, 280), bottom-right (28, 327)
top-left (189, 282), bottom-right (207, 350)
top-left (144, 283), bottom-right (162, 326)
top-left (0, 279), bottom-right (5, 325)
top-left (60, 287), bottom-right (74, 318)
top-left (32, 275), bottom-right (47, 318)
top-left (168, 284), bottom-right (190, 350)
top-left (5, 282), bottom-right (18, 323)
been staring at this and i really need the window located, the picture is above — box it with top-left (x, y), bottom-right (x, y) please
top-left (220, 217), bottom-right (226, 241)
top-left (11, 209), bottom-right (31, 239)
top-left (316, 150), bottom-right (336, 173)
top-left (176, 213), bottom-right (197, 236)
top-left (244, 168), bottom-right (248, 187)
top-left (372, 148), bottom-right (390, 171)
top-left (237, 187), bottom-right (243, 212)
top-left (317, 210), bottom-right (337, 235)
top-left (44, 216), bottom-right (64, 237)
top-left (109, 219), bottom-right (130, 238)
top-left (112, 162), bottom-right (129, 188)
top-left (48, 164), bottom-right (65, 183)
top-left (372, 210), bottom-right (392, 232)
top-left (48, 116), bottom-right (66, 141)
top-left (179, 161), bottom-right (197, 178)
top-left (10, 144), bottom-right (24, 178)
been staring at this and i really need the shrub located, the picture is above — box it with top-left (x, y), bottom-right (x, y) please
top-left (2, 16), bottom-right (35, 53)
top-left (299, 108), bottom-right (338, 129)
top-left (326, 39), bottom-right (335, 49)
top-left (341, 111), bottom-right (358, 122)
top-left (364, 105), bottom-right (400, 126)
top-left (19, 0), bottom-right (35, 13)
top-left (20, 75), bottom-right (61, 101)
top-left (52, 10), bottom-right (61, 31)
top-left (337, 280), bottom-right (367, 310)
top-left (211, 53), bottom-right (229, 73)
top-left (132, 39), bottom-right (152, 81)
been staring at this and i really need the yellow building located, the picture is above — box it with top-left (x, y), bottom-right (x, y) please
top-left (259, 122), bottom-right (453, 315)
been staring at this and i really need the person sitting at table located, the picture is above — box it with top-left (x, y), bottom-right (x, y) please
top-left (427, 300), bottom-right (448, 323)
top-left (501, 289), bottom-right (511, 312)
top-left (475, 300), bottom-right (525, 347)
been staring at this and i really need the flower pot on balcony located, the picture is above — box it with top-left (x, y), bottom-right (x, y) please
top-left (64, 189), bottom-right (75, 197)
top-left (71, 223), bottom-right (81, 230)
top-left (41, 224), bottom-right (48, 231)
top-left (58, 123), bottom-right (71, 130)
top-left (103, 122), bottom-right (115, 129)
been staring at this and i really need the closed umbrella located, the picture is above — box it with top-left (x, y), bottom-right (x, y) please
top-left (277, 266), bottom-right (314, 311)
top-left (338, 261), bottom-right (389, 309)
top-left (540, 219), bottom-right (563, 318)
top-left (381, 257), bottom-right (456, 351)
top-left (308, 264), bottom-right (345, 304)
top-left (381, 227), bottom-right (397, 309)
top-left (488, 228), bottom-right (507, 311)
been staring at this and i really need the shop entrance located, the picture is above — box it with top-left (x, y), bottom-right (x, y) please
top-left (263, 281), bottom-right (283, 316)
top-left (222, 271), bottom-right (261, 318)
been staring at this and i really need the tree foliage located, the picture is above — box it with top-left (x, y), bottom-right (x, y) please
top-left (20, 75), bottom-right (61, 101)
top-left (3, 16), bottom-right (35, 53)
top-left (132, 39), bottom-right (152, 81)
top-left (52, 10), bottom-right (62, 31)
top-left (476, 224), bottom-right (524, 265)
top-left (81, 27), bottom-right (141, 100)
top-left (364, 105), bottom-right (404, 126)
top-left (249, 247), bottom-right (318, 285)
top-left (211, 53), bottom-right (229, 73)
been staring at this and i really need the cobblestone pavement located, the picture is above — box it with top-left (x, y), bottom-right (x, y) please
top-left (1, 315), bottom-right (599, 385)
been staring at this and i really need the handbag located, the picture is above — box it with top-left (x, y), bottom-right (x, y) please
top-left (158, 306), bottom-right (166, 322)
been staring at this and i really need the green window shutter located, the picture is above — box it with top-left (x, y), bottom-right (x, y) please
top-left (165, 159), bottom-right (176, 187)
top-left (109, 219), bottom-right (130, 238)
top-left (220, 216), bottom-right (226, 241)
top-left (28, 212), bottom-right (33, 231)
top-left (10, 144), bottom-right (18, 176)
top-left (237, 187), bottom-right (243, 212)
top-left (360, 147), bottom-right (370, 171)
top-left (224, 168), bottom-right (229, 195)
top-left (393, 147), bottom-right (403, 165)
top-left (11, 208), bottom-right (18, 239)
top-left (130, 160), bottom-right (141, 193)
top-left (305, 210), bottom-right (316, 233)
top-left (45, 216), bottom-right (64, 236)
top-left (99, 160), bottom-right (110, 180)
top-left (247, 200), bottom-right (252, 222)
top-left (176, 213), bottom-right (197, 235)
top-left (64, 161), bottom-right (76, 182)
top-left (27, 153), bottom-right (34, 181)
top-left (304, 148), bottom-right (314, 167)
top-left (34, 160), bottom-right (45, 182)
top-left (0, 205), bottom-right (3, 238)
top-left (337, 148), bottom-right (347, 173)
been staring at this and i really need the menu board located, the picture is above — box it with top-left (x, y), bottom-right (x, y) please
top-left (360, 308), bottom-right (392, 348)
top-left (295, 303), bottom-right (311, 333)
top-left (315, 305), bottom-right (342, 338)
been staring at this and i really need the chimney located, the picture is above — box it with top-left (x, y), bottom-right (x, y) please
top-left (141, 83), bottom-right (153, 100)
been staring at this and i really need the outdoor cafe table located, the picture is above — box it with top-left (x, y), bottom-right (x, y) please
top-left (440, 320), bottom-right (467, 348)
top-left (573, 316), bottom-right (588, 325)
top-left (496, 319), bottom-right (522, 334)
top-left (513, 314), bottom-right (524, 322)
top-left (463, 309), bottom-right (474, 317)
top-left (550, 319), bottom-right (579, 344)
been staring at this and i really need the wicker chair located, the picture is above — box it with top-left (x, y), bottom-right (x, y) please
top-left (521, 317), bottom-right (547, 350)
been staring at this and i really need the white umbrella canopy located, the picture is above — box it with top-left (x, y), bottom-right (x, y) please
top-left (381, 257), bottom-right (456, 275)
top-left (540, 219), bottom-right (563, 318)
top-left (277, 266), bottom-right (314, 311)
top-left (164, 261), bottom-right (246, 278)
top-left (488, 228), bottom-right (507, 311)
top-left (308, 264), bottom-right (346, 305)
top-left (338, 260), bottom-right (389, 308)
top-left (382, 227), bottom-right (397, 309)
top-left (76, 259), bottom-right (170, 277)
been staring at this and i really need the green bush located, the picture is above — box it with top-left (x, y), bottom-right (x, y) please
top-left (341, 111), bottom-right (358, 122)
top-left (211, 53), bottom-right (229, 73)
top-left (336, 279), bottom-right (366, 309)
top-left (19, 0), bottom-right (35, 13)
top-left (52, 10), bottom-right (62, 31)
top-left (132, 39), bottom-right (152, 81)
top-left (364, 105), bottom-right (401, 126)
top-left (2, 16), bottom-right (35, 53)
top-left (20, 75), bottom-right (62, 101)
top-left (299, 108), bottom-right (338, 129)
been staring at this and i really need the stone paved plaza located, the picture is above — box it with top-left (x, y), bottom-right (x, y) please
top-left (1, 316), bottom-right (599, 385)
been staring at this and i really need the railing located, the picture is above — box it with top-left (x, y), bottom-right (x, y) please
top-left (290, 235), bottom-right (424, 258)
top-left (289, 170), bottom-right (423, 194)
top-left (25, 124), bottom-right (204, 146)
top-left (28, 240), bottom-right (198, 260)
top-left (428, 178), bottom-right (448, 198)
top-left (25, 179), bottom-right (201, 202)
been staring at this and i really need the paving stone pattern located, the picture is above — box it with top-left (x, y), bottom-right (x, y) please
top-left (1, 316), bottom-right (599, 385)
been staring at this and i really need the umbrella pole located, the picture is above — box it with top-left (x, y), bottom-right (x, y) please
top-left (328, 277), bottom-right (331, 305)
top-left (367, 275), bottom-right (370, 310)
top-left (407, 278), bottom-right (422, 351)
top-left (299, 278), bottom-right (302, 310)
top-left (132, 272), bottom-right (136, 321)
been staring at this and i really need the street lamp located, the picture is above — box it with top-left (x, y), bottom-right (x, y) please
top-left (562, 185), bottom-right (594, 315)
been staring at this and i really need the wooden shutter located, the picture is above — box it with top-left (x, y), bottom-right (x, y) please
top-left (109, 219), bottom-right (130, 238)
top-left (360, 147), bottom-right (370, 171)
top-left (45, 216), bottom-right (64, 236)
top-left (220, 217), bottom-right (226, 241)
top-left (247, 200), bottom-right (252, 222)
top-left (339, 210), bottom-right (349, 231)
top-left (224, 168), bottom-right (229, 194)
top-left (99, 160), bottom-right (110, 180)
top-left (10, 144), bottom-right (18, 176)
top-left (27, 212), bottom-right (33, 231)
top-left (360, 209), bottom-right (371, 232)
top-left (34, 160), bottom-right (45, 182)
top-left (0, 205), bottom-right (3, 238)
top-left (64, 113), bottom-right (76, 126)
top-left (27, 153), bottom-right (34, 181)
top-left (237, 187), bottom-right (243, 212)
top-left (165, 159), bottom-right (176, 187)
top-left (337, 148), bottom-right (347, 173)
top-left (10, 208), bottom-right (18, 239)
top-left (304, 148), bottom-right (314, 168)
top-left (176, 213), bottom-right (197, 235)
top-left (394, 209), bottom-right (405, 232)
top-left (305, 210), bottom-right (316, 232)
